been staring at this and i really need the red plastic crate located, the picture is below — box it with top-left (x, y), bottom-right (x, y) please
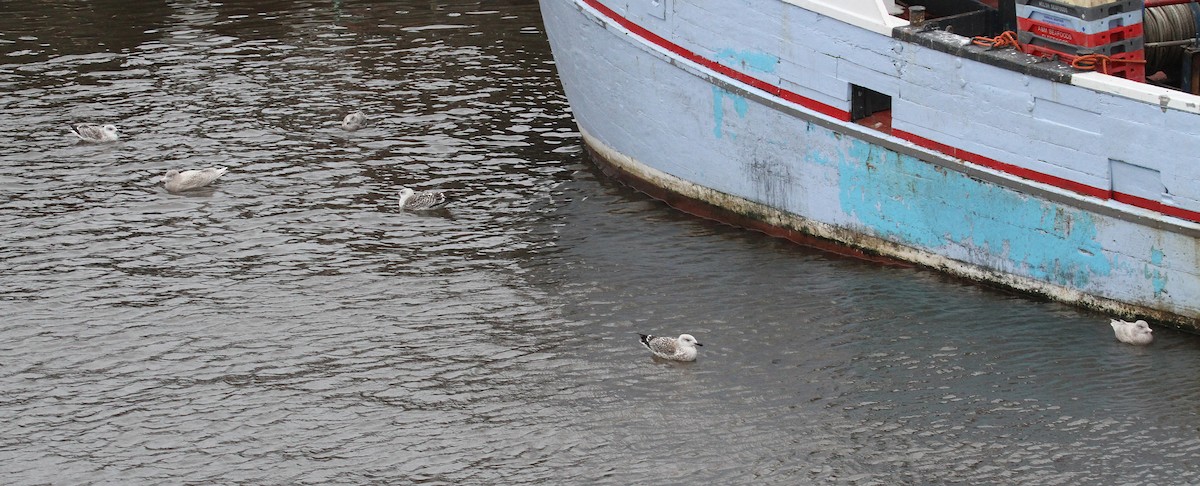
top-left (1017, 17), bottom-right (1142, 48)
top-left (1018, 30), bottom-right (1143, 56)
top-left (1015, 0), bottom-right (1142, 22)
top-left (1017, 3), bottom-right (1142, 34)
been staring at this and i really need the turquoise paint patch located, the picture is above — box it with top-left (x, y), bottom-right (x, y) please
top-left (806, 130), bottom-right (838, 167)
top-left (837, 138), bottom-right (1111, 287)
top-left (712, 87), bottom-right (749, 139)
top-left (711, 49), bottom-right (775, 139)
top-left (715, 48), bottom-right (779, 74)
top-left (712, 87), bottom-right (724, 138)
top-left (1146, 247), bottom-right (1167, 296)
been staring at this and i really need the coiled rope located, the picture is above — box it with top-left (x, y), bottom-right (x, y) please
top-left (972, 30), bottom-right (1148, 75)
top-left (1070, 54), bottom-right (1147, 74)
top-left (972, 31), bottom-right (1020, 49)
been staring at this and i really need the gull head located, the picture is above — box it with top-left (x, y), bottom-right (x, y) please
top-left (678, 334), bottom-right (702, 347)
top-left (1134, 319), bottom-right (1153, 335)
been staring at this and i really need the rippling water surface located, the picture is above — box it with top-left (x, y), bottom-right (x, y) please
top-left (3, 1), bottom-right (1200, 484)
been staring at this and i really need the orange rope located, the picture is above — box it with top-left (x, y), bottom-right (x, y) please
top-left (972, 31), bottom-right (1019, 49)
top-left (1070, 54), bottom-right (1147, 74)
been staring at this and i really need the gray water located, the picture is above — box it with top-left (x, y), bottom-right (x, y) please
top-left (2, 1), bottom-right (1200, 484)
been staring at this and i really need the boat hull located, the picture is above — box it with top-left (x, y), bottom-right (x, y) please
top-left (540, 0), bottom-right (1200, 331)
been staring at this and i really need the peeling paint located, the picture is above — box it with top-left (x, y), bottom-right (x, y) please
top-left (712, 87), bottom-right (749, 139)
top-left (839, 137), bottom-right (1111, 288)
top-left (1147, 247), bottom-right (1168, 297)
top-left (711, 49), bottom-right (776, 139)
top-left (715, 48), bottom-right (779, 73)
top-left (579, 126), bottom-right (1197, 330)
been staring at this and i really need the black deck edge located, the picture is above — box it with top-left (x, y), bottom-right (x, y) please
top-left (893, 25), bottom-right (1075, 84)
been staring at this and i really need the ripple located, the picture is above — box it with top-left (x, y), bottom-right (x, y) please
top-left (1, 1), bottom-right (581, 481)
top-left (4, 1), bottom-right (1200, 485)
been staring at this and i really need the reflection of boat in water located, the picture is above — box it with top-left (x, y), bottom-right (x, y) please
top-left (539, 0), bottom-right (1200, 332)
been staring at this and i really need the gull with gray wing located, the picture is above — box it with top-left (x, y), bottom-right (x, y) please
top-left (639, 333), bottom-right (703, 361)
top-left (70, 123), bottom-right (120, 143)
top-left (1110, 318), bottom-right (1153, 345)
top-left (162, 167), bottom-right (228, 193)
top-left (398, 186), bottom-right (448, 211)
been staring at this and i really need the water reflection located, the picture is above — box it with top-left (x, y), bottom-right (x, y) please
top-left (2, 0), bottom-right (1200, 484)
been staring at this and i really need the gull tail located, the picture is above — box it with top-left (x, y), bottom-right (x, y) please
top-left (638, 334), bottom-right (654, 350)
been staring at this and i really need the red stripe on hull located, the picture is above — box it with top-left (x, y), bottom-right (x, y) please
top-left (575, 0), bottom-right (1200, 224)
top-left (893, 130), bottom-right (1111, 200)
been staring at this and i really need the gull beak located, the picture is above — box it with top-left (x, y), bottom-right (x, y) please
top-left (694, 342), bottom-right (703, 346)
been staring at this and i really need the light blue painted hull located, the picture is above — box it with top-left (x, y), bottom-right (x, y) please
top-left (540, 0), bottom-right (1200, 331)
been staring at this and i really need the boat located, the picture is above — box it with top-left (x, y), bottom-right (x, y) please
top-left (538, 0), bottom-right (1200, 332)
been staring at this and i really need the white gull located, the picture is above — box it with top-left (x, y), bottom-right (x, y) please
top-left (341, 111), bottom-right (367, 131)
top-left (398, 186), bottom-right (448, 211)
top-left (1110, 318), bottom-right (1153, 345)
top-left (639, 333), bottom-right (703, 361)
top-left (70, 123), bottom-right (119, 143)
top-left (162, 167), bottom-right (228, 193)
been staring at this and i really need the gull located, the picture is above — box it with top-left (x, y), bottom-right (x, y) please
top-left (341, 111), bottom-right (367, 131)
top-left (70, 123), bottom-right (119, 143)
top-left (162, 167), bottom-right (228, 193)
top-left (639, 333), bottom-right (703, 361)
top-left (1110, 318), bottom-right (1153, 345)
top-left (398, 186), bottom-right (448, 211)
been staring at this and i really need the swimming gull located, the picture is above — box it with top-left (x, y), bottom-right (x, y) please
top-left (1110, 318), bottom-right (1153, 345)
top-left (70, 123), bottom-right (119, 143)
top-left (639, 333), bottom-right (703, 361)
top-left (162, 167), bottom-right (228, 193)
top-left (398, 186), bottom-right (448, 211)
top-left (341, 111), bottom-right (367, 131)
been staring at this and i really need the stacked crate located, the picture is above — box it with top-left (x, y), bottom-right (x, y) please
top-left (1016, 0), bottom-right (1145, 81)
